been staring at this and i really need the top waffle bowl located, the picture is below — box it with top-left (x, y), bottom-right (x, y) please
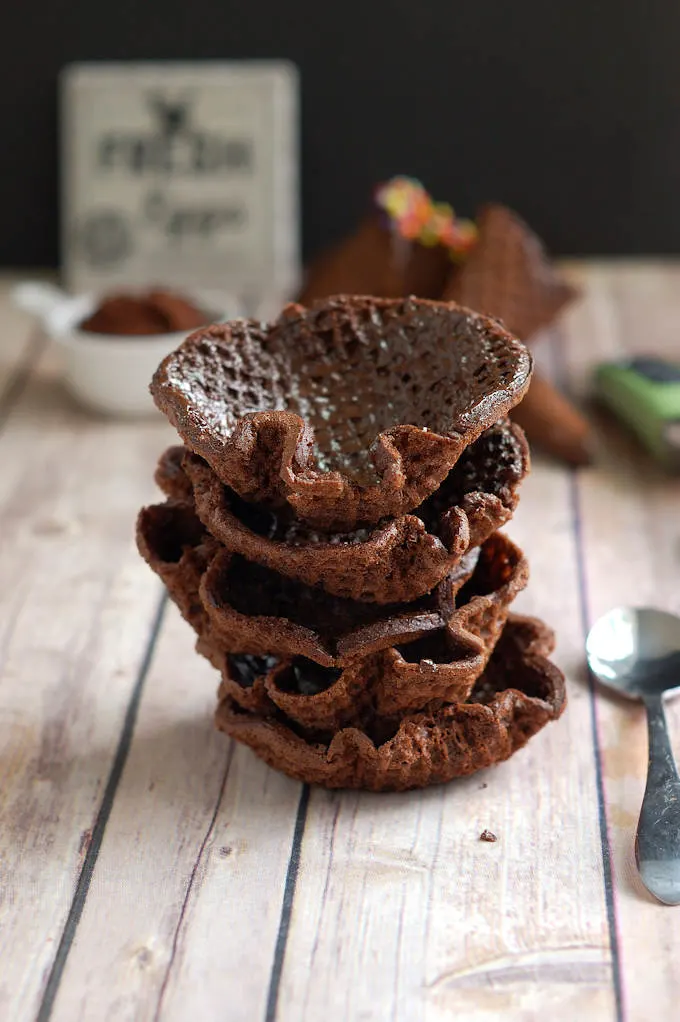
top-left (151, 295), bottom-right (532, 531)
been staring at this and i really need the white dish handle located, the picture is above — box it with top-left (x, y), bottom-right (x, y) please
top-left (12, 281), bottom-right (70, 323)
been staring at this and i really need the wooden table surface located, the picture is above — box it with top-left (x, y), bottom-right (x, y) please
top-left (1, 264), bottom-right (679, 1022)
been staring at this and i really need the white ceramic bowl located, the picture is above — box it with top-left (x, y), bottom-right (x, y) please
top-left (13, 282), bottom-right (241, 417)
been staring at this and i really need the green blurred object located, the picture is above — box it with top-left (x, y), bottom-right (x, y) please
top-left (594, 357), bottom-right (680, 469)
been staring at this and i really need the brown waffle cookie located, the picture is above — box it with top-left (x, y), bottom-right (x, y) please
top-left (199, 546), bottom-right (474, 666)
top-left (137, 503), bottom-right (528, 725)
top-left (154, 419), bottom-right (528, 605)
top-left (138, 506), bottom-right (492, 723)
top-left (214, 615), bottom-right (566, 791)
top-left (137, 498), bottom-right (527, 669)
top-left (444, 204), bottom-right (578, 341)
top-left (151, 296), bottom-right (532, 531)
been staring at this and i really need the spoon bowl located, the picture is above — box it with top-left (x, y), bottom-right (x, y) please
top-left (587, 606), bottom-right (680, 905)
top-left (587, 606), bottom-right (680, 699)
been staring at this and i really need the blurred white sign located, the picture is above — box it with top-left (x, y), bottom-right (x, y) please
top-left (60, 62), bottom-right (299, 303)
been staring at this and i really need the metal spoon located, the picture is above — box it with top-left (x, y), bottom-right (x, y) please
top-left (586, 607), bottom-right (680, 905)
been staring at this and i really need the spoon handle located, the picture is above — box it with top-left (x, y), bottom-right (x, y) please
top-left (636, 693), bottom-right (680, 904)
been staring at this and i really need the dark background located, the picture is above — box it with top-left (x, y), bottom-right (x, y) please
top-left (3, 0), bottom-right (680, 266)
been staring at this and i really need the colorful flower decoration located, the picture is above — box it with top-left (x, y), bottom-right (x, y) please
top-left (374, 176), bottom-right (478, 259)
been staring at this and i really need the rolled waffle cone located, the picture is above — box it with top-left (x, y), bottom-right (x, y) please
top-left (444, 204), bottom-right (578, 341)
top-left (298, 214), bottom-right (452, 304)
top-left (214, 615), bottom-right (566, 791)
top-left (153, 420), bottom-right (529, 605)
top-left (151, 296), bottom-right (531, 532)
top-left (509, 371), bottom-right (592, 467)
top-left (444, 205), bottom-right (590, 466)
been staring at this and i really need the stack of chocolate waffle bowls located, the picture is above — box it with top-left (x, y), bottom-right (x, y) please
top-left (137, 295), bottom-right (566, 791)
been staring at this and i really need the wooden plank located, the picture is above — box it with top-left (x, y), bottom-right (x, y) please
top-left (272, 458), bottom-right (616, 1019)
top-left (562, 263), bottom-right (680, 1022)
top-left (46, 602), bottom-right (304, 1022)
top-left (0, 310), bottom-right (174, 1018)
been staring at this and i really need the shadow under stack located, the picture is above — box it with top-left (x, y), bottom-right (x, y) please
top-left (137, 296), bottom-right (566, 791)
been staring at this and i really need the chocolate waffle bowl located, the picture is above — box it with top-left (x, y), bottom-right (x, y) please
top-left (136, 501), bottom-right (527, 687)
top-left (199, 530), bottom-right (526, 667)
top-left (214, 615), bottom-right (566, 791)
top-left (136, 500), bottom-right (475, 657)
top-left (206, 630), bottom-right (486, 731)
top-left (153, 420), bottom-right (528, 605)
top-left (151, 296), bottom-right (532, 531)
top-left (201, 535), bottom-right (529, 728)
